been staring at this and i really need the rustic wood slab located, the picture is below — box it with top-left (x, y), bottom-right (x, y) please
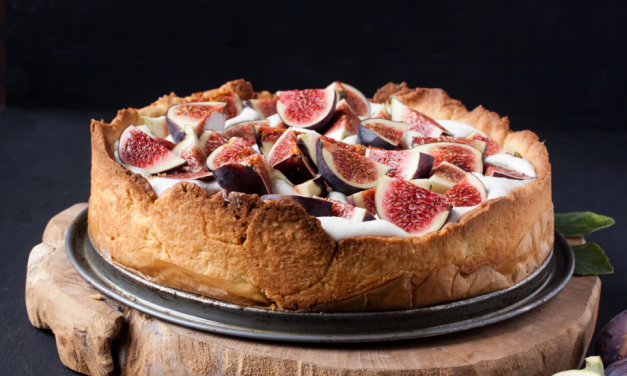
top-left (25, 204), bottom-right (601, 376)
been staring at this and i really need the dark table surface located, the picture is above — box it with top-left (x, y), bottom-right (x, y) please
top-left (1, 108), bottom-right (624, 375)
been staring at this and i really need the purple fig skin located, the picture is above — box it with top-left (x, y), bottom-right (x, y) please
top-left (412, 153), bottom-right (435, 179)
top-left (260, 195), bottom-right (333, 217)
top-left (595, 310), bottom-right (627, 366)
top-left (362, 211), bottom-right (376, 221)
top-left (273, 154), bottom-right (317, 185)
top-left (296, 137), bottom-right (317, 166)
top-left (311, 175), bottom-right (327, 192)
top-left (166, 118), bottom-right (186, 143)
top-left (356, 124), bottom-right (396, 150)
top-left (346, 196), bottom-right (357, 207)
top-left (213, 163), bottom-right (269, 196)
top-left (606, 358), bottom-right (627, 375)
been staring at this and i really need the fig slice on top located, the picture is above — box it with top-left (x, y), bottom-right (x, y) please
top-left (166, 102), bottom-right (227, 142)
top-left (171, 125), bottom-right (208, 173)
top-left (247, 98), bottom-right (278, 119)
top-left (428, 161), bottom-right (467, 194)
top-left (389, 96), bottom-right (451, 137)
top-left (266, 129), bottom-right (317, 185)
top-left (365, 149), bottom-right (434, 180)
top-left (484, 162), bottom-right (533, 180)
top-left (199, 130), bottom-right (229, 157)
top-left (253, 123), bottom-right (286, 157)
top-left (466, 131), bottom-right (506, 156)
top-left (276, 89), bottom-right (336, 130)
top-left (443, 173), bottom-right (487, 207)
top-left (326, 81), bottom-right (370, 117)
top-left (118, 125), bottom-right (187, 174)
top-left (411, 142), bottom-right (484, 173)
top-left (297, 133), bottom-right (367, 168)
top-left (206, 137), bottom-right (255, 171)
top-left (293, 175), bottom-right (326, 197)
top-left (317, 138), bottom-right (392, 195)
top-left (213, 154), bottom-right (272, 196)
top-left (375, 176), bottom-right (451, 236)
top-left (224, 120), bottom-right (269, 146)
top-left (412, 136), bottom-right (487, 153)
top-left (357, 119), bottom-right (409, 150)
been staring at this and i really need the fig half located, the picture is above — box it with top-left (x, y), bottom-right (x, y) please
top-left (346, 187), bottom-right (377, 215)
top-left (317, 139), bottom-right (392, 195)
top-left (206, 137), bottom-right (255, 171)
top-left (428, 161), bottom-right (467, 194)
top-left (411, 142), bottom-right (484, 173)
top-left (297, 133), bottom-right (367, 168)
top-left (276, 89), bottom-right (336, 130)
top-left (293, 175), bottom-right (326, 197)
top-left (213, 154), bottom-right (271, 196)
top-left (118, 125), bottom-right (187, 174)
top-left (166, 102), bottom-right (227, 142)
top-left (329, 198), bottom-right (375, 222)
top-left (390, 96), bottom-right (451, 137)
top-left (357, 119), bottom-right (409, 150)
top-left (365, 149), bottom-right (434, 180)
top-left (326, 81), bottom-right (370, 117)
top-left (375, 176), bottom-right (451, 235)
top-left (412, 136), bottom-right (487, 153)
top-left (443, 173), bottom-right (487, 207)
top-left (171, 125), bottom-right (208, 173)
top-left (265, 129), bottom-right (317, 184)
top-left (253, 124), bottom-right (286, 158)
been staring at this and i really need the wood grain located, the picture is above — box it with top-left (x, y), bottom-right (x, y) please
top-left (25, 204), bottom-right (601, 376)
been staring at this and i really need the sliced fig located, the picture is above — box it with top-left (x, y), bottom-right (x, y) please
top-left (276, 89), bottom-right (336, 130)
top-left (260, 195), bottom-right (333, 217)
top-left (365, 149), bottom-right (434, 180)
top-left (323, 99), bottom-right (360, 140)
top-left (187, 91), bottom-right (243, 120)
top-left (213, 154), bottom-right (271, 196)
top-left (154, 137), bottom-right (176, 150)
top-left (375, 176), bottom-right (451, 235)
top-left (247, 98), bottom-right (278, 119)
top-left (199, 130), bottom-right (229, 156)
top-left (389, 96), bottom-right (451, 137)
top-left (293, 175), bottom-right (326, 197)
top-left (272, 147), bottom-right (317, 185)
top-left (171, 125), bottom-right (208, 173)
top-left (166, 102), bottom-right (227, 142)
top-left (224, 120), bottom-right (268, 146)
top-left (411, 142), bottom-right (484, 173)
top-left (412, 136), bottom-right (487, 153)
top-left (317, 139), bottom-right (392, 195)
top-left (484, 162), bottom-right (532, 180)
top-left (329, 199), bottom-right (375, 222)
top-left (206, 137), bottom-right (255, 171)
top-left (164, 171), bottom-right (214, 181)
top-left (297, 133), bottom-right (367, 168)
top-left (466, 131), bottom-right (505, 156)
top-left (357, 119), bottom-right (409, 150)
top-left (370, 104), bottom-right (391, 120)
top-left (265, 129), bottom-right (298, 167)
top-left (326, 81), bottom-right (370, 117)
top-left (118, 125), bottom-right (187, 174)
top-left (141, 116), bottom-right (169, 138)
top-left (428, 161), bottom-right (467, 194)
top-left (253, 124), bottom-right (286, 157)
top-left (444, 173), bottom-right (487, 207)
top-left (346, 187), bottom-right (377, 215)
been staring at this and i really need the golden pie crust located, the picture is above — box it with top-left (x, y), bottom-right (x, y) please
top-left (88, 79), bottom-right (553, 311)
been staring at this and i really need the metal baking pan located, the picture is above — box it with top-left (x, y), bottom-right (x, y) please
top-left (66, 208), bottom-right (574, 343)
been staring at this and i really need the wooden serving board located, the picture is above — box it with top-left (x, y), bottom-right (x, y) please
top-left (25, 204), bottom-right (601, 376)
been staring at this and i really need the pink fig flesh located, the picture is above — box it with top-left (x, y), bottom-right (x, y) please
top-left (118, 125), bottom-right (187, 174)
top-left (277, 89), bottom-right (336, 130)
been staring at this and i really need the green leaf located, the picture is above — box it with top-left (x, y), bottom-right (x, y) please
top-left (573, 243), bottom-right (614, 276)
top-left (555, 212), bottom-right (615, 237)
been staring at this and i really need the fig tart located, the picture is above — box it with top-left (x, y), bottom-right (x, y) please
top-left (88, 79), bottom-right (553, 311)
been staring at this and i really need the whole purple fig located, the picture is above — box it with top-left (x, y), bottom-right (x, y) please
top-left (595, 310), bottom-right (627, 366)
top-left (606, 358), bottom-right (627, 376)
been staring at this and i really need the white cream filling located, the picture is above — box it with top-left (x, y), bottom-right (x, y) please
top-left (271, 179), bottom-right (299, 195)
top-left (318, 217), bottom-right (410, 242)
top-left (225, 107), bottom-right (262, 128)
top-left (436, 120), bottom-right (488, 138)
top-left (148, 177), bottom-right (222, 197)
top-left (342, 135), bottom-right (359, 145)
top-left (485, 154), bottom-right (536, 177)
top-left (267, 113), bottom-right (282, 127)
top-left (327, 191), bottom-right (348, 203)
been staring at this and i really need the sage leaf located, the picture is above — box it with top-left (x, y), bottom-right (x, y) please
top-left (573, 243), bottom-right (614, 276)
top-left (555, 212), bottom-right (614, 237)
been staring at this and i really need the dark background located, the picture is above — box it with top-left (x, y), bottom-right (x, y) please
top-left (2, 1), bottom-right (626, 374)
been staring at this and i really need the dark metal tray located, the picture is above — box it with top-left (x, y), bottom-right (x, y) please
top-left (66, 208), bottom-right (574, 343)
